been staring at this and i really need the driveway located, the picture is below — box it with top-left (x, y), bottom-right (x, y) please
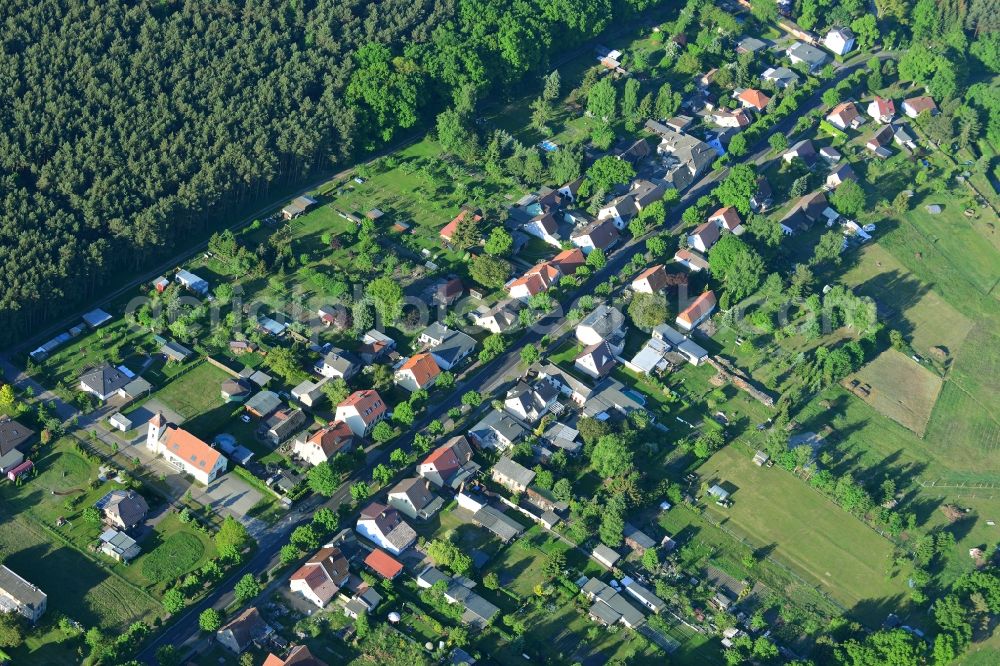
top-left (202, 474), bottom-right (263, 521)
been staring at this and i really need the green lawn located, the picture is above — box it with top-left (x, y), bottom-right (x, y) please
top-left (152, 360), bottom-right (240, 440)
top-left (126, 513), bottom-right (216, 592)
top-left (698, 445), bottom-right (909, 624)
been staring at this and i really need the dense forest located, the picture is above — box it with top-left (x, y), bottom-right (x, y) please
top-left (0, 0), bottom-right (662, 347)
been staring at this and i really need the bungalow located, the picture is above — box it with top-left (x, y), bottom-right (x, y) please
top-left (335, 390), bottom-right (387, 438)
top-left (317, 305), bottom-right (348, 329)
top-left (472, 300), bottom-right (520, 334)
top-left (468, 409), bottom-right (528, 451)
top-left (583, 379), bottom-right (647, 419)
top-left (535, 362), bottom-right (593, 406)
top-left (708, 206), bottom-right (744, 235)
top-left (216, 607), bottom-right (273, 654)
top-left (761, 66), bottom-right (799, 89)
top-left (542, 421), bottom-right (582, 455)
top-left (627, 337), bottom-right (671, 375)
top-left (894, 125), bottom-right (917, 151)
top-left (824, 27), bottom-right (855, 55)
top-left (281, 195), bottom-right (318, 220)
top-left (581, 578), bottom-right (645, 629)
top-left (820, 146), bottom-right (842, 162)
top-left (737, 88), bottom-right (770, 112)
top-left (631, 264), bottom-right (669, 294)
top-left (96, 489), bottom-right (148, 530)
top-left (736, 36), bottom-right (767, 54)
top-left (903, 95), bottom-right (938, 118)
top-left (491, 457), bottom-right (535, 493)
top-left (826, 102), bottom-right (864, 130)
top-left (652, 324), bottom-right (709, 365)
top-left (781, 191), bottom-right (830, 234)
top-left (575, 341), bottom-right (618, 379)
top-left (161, 340), bottom-right (193, 363)
top-left (290, 377), bottom-right (326, 408)
top-left (750, 176), bottom-right (773, 212)
top-left (687, 221), bottom-right (720, 253)
top-left (265, 408), bottom-right (307, 446)
top-left (622, 578), bottom-right (666, 614)
top-left (417, 435), bottom-right (479, 489)
top-left (79, 364), bottom-right (131, 401)
top-left (98, 528), bottom-right (141, 562)
top-left (356, 503), bottom-right (417, 555)
top-left (826, 162), bottom-right (857, 189)
top-left (468, 502), bottom-right (525, 544)
top-left (576, 305), bottom-right (626, 349)
top-left (315, 348), bottom-right (361, 380)
top-left (175, 269), bottom-right (209, 296)
top-left (0, 565), bottom-right (46, 622)
top-left (387, 477), bottom-right (444, 520)
top-left (0, 416), bottom-right (35, 475)
top-left (440, 209), bottom-right (481, 243)
top-left (363, 548), bottom-right (404, 580)
top-left (623, 523), bottom-right (656, 553)
top-left (433, 277), bottom-right (464, 306)
top-left (245, 390), bottom-right (281, 418)
top-left (507, 248), bottom-right (585, 300)
top-left (504, 381), bottom-right (558, 423)
top-left (146, 413), bottom-right (227, 485)
top-left (673, 248), bottom-right (710, 272)
top-left (221, 378), bottom-right (253, 402)
top-left (262, 646), bottom-right (326, 666)
top-left (292, 420), bottom-right (354, 467)
top-left (571, 218), bottom-right (620, 255)
top-left (394, 353), bottom-right (441, 392)
top-left (357, 329), bottom-right (396, 364)
top-left (867, 96), bottom-right (895, 123)
top-left (676, 291), bottom-right (717, 331)
top-left (711, 108), bottom-right (752, 128)
top-left (786, 42), bottom-right (829, 72)
top-left (783, 139), bottom-right (817, 166)
top-left (290, 546), bottom-right (350, 608)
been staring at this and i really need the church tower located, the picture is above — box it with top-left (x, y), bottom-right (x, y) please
top-left (147, 412), bottom-right (166, 452)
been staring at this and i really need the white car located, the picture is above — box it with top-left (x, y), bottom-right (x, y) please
top-left (240, 414), bottom-right (251, 423)
top-left (353, 176), bottom-right (365, 184)
top-left (862, 223), bottom-right (876, 233)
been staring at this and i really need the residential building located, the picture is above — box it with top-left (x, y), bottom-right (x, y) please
top-left (903, 95), bottom-right (938, 118)
top-left (96, 489), bottom-right (148, 530)
top-left (761, 66), bottom-right (799, 89)
top-left (581, 578), bottom-right (645, 628)
top-left (394, 353), bottom-right (441, 392)
top-left (623, 523), bottom-right (656, 553)
top-left (867, 96), bottom-right (895, 123)
top-left (290, 547), bottom-right (350, 608)
top-left (786, 42), bottom-right (829, 72)
top-left (216, 607), bottom-right (273, 654)
top-left (466, 501), bottom-right (525, 544)
top-left (576, 305), bottom-right (626, 348)
top-left (645, 121), bottom-right (716, 191)
top-left (866, 124), bottom-right (895, 157)
top-left (711, 108), bottom-right (751, 128)
top-left (292, 421), bottom-right (354, 467)
top-left (820, 146), bottom-right (842, 162)
top-left (417, 435), bottom-right (479, 489)
top-left (417, 323), bottom-right (477, 371)
top-left (0, 416), bottom-right (34, 474)
top-left (750, 176), bottom-right (773, 212)
top-left (597, 194), bottom-right (639, 229)
top-left (315, 348), bottom-right (361, 380)
top-left (622, 578), bottom-right (666, 613)
top-left (826, 162), bottom-right (857, 189)
top-left (652, 324), bottom-right (709, 365)
top-left (364, 548), bottom-right (404, 580)
top-left (98, 528), bottom-right (141, 562)
top-left (826, 101), bottom-right (863, 130)
top-left (472, 300), bottom-right (520, 334)
top-left (737, 88), bottom-right (770, 112)
top-left (335, 390), bottom-right (387, 438)
top-left (575, 341), bottom-right (618, 379)
top-left (783, 139), bottom-right (817, 166)
top-left (676, 291), bottom-right (717, 331)
top-left (356, 503), bottom-right (417, 555)
top-left (736, 36), bottom-right (767, 54)
top-left (582, 379), bottom-right (647, 419)
top-left (468, 409), bottom-right (527, 450)
top-left (673, 248), bottom-right (710, 272)
top-left (317, 304), bottom-right (347, 329)
top-left (175, 269), bottom-right (209, 296)
top-left (824, 27), bottom-right (855, 55)
top-left (780, 191), bottom-right (830, 234)
top-left (523, 210), bottom-right (565, 248)
top-left (146, 413), bottom-right (227, 485)
top-left (0, 565), bottom-right (46, 622)
top-left (507, 248), bottom-right (585, 300)
top-left (571, 218), bottom-right (620, 255)
top-left (221, 378), bottom-right (253, 402)
top-left (894, 125), bottom-right (917, 151)
top-left (263, 645), bottom-right (327, 666)
top-left (281, 195), bottom-right (317, 220)
top-left (687, 221), bottom-right (720, 253)
top-left (631, 264), bottom-right (669, 294)
top-left (357, 329), bottom-right (396, 364)
top-left (491, 457), bottom-right (535, 493)
top-left (79, 364), bottom-right (131, 401)
top-left (245, 390), bottom-right (282, 419)
top-left (708, 206), bottom-right (744, 235)
top-left (344, 587), bottom-right (382, 619)
top-left (290, 377), bottom-right (326, 408)
top-left (504, 381), bottom-right (558, 423)
top-left (265, 408), bottom-right (307, 446)
top-left (627, 337), bottom-right (671, 375)
top-left (433, 277), bottom-right (464, 306)
top-left (387, 477), bottom-right (444, 520)
top-left (440, 209), bottom-right (481, 243)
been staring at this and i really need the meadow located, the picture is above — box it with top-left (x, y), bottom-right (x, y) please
top-left (848, 348), bottom-right (944, 436)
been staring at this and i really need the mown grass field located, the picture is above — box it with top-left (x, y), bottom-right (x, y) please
top-left (848, 349), bottom-right (943, 436)
top-left (700, 446), bottom-right (907, 623)
top-left (130, 513), bottom-right (215, 589)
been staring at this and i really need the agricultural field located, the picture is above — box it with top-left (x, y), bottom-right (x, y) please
top-left (699, 445), bottom-right (909, 624)
top-left (847, 349), bottom-right (944, 436)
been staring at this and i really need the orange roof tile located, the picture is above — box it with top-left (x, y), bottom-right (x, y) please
top-left (738, 88), bottom-right (771, 110)
top-left (364, 548), bottom-right (404, 579)
top-left (399, 353), bottom-right (441, 388)
top-left (161, 426), bottom-right (221, 473)
top-left (677, 291), bottom-right (717, 326)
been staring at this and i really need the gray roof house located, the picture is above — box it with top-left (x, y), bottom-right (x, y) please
top-left (623, 578), bottom-right (666, 613)
top-left (316, 348), bottom-right (362, 380)
top-left (79, 364), bottom-right (131, 401)
top-left (491, 457), bottom-right (535, 493)
top-left (387, 477), bottom-right (444, 520)
top-left (581, 578), bottom-right (646, 628)
top-left (591, 544), bottom-right (622, 569)
top-left (644, 121), bottom-right (716, 191)
top-left (761, 66), bottom-right (799, 89)
top-left (0, 565), bottom-right (46, 622)
top-left (0, 416), bottom-right (35, 475)
top-left (265, 408), bottom-right (308, 445)
top-left (98, 528), bottom-right (141, 562)
top-left (216, 606), bottom-right (273, 654)
top-left (575, 341), bottom-right (618, 379)
top-left (245, 390), bottom-right (282, 418)
top-left (97, 489), bottom-right (149, 530)
top-left (468, 410), bottom-right (527, 451)
top-left (787, 42), bottom-right (829, 72)
top-left (471, 504), bottom-right (525, 543)
top-left (576, 304), bottom-right (626, 349)
top-left (503, 381), bottom-right (559, 423)
top-left (623, 523), bottom-right (656, 553)
top-left (737, 36), bottom-right (767, 54)
top-left (427, 329), bottom-right (477, 371)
